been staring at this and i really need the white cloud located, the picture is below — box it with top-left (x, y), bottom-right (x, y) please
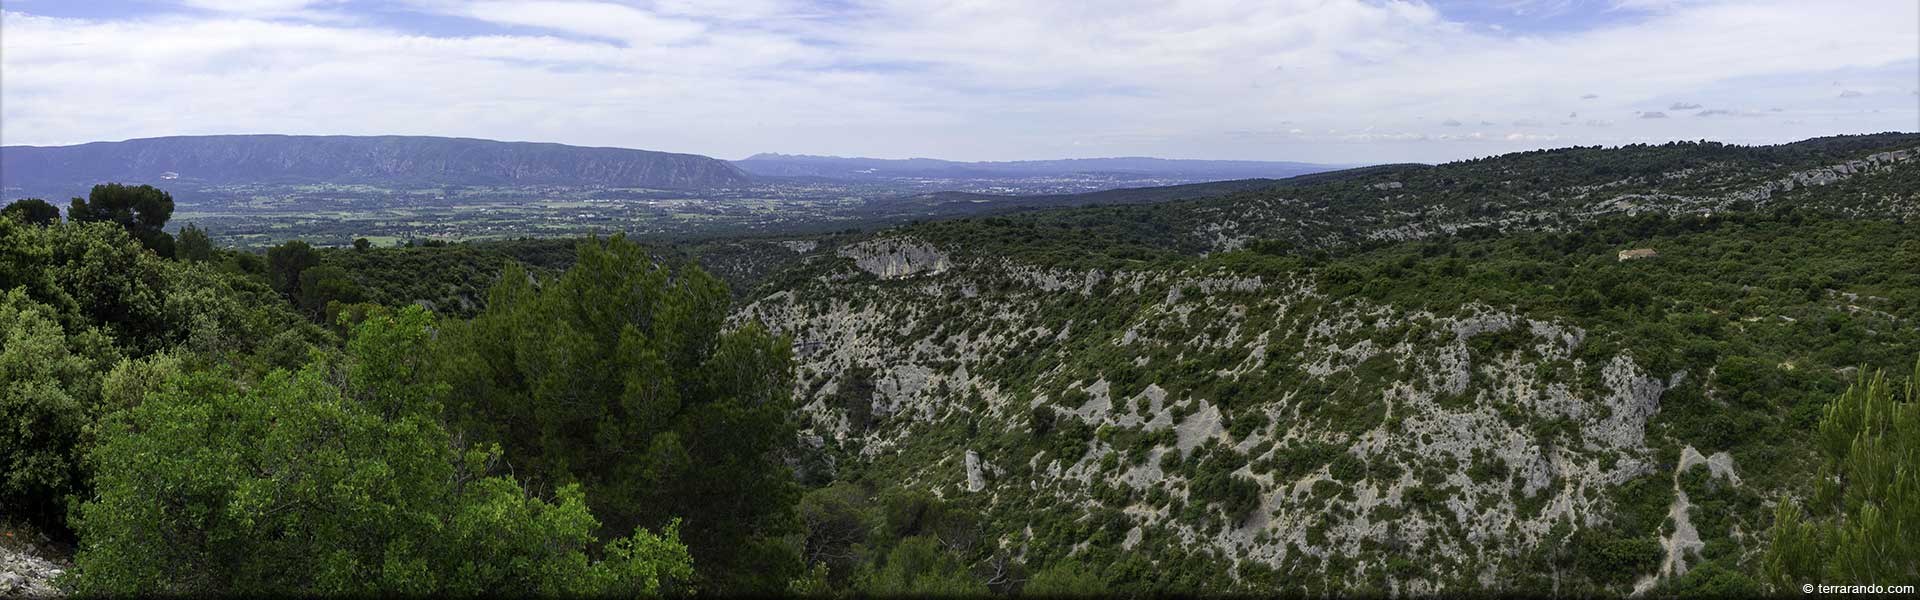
top-left (430, 1), bottom-right (706, 43)
top-left (179, 0), bottom-right (339, 13)
top-left (170, 0), bottom-right (359, 21)
top-left (2, 0), bottom-right (1916, 163)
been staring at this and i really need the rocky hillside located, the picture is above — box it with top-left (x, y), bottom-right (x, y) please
top-left (727, 134), bottom-right (1920, 594)
top-left (0, 135), bottom-right (751, 192)
top-left (1, 520), bottom-right (68, 599)
top-left (874, 134), bottom-right (1920, 268)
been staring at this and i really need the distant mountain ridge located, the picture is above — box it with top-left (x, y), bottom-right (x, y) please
top-left (0, 135), bottom-right (752, 192)
top-left (733, 153), bottom-right (1341, 180)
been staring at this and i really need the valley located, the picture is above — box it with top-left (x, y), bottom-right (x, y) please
top-left (5, 1), bottom-right (1915, 595)
top-left (4, 134), bottom-right (1916, 596)
top-left (192, 133), bottom-right (1912, 594)
top-left (3, 135), bottom-right (1341, 249)
top-left (707, 135), bottom-right (1919, 594)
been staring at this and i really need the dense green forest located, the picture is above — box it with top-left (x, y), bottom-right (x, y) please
top-left (4, 134), bottom-right (1916, 596)
top-left (0, 192), bottom-right (790, 594)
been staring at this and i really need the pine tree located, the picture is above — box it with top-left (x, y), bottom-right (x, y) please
top-left (1764, 359), bottom-right (1920, 589)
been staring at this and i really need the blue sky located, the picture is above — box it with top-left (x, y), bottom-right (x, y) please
top-left (2, 0), bottom-right (1915, 163)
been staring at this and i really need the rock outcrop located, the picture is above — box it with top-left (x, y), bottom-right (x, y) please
top-left (837, 237), bottom-right (951, 279)
top-left (0, 544), bottom-right (66, 599)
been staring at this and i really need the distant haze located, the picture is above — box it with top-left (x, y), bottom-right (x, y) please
top-left (732, 154), bottom-right (1343, 180)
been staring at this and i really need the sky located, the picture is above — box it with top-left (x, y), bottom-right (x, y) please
top-left (1, 0), bottom-right (1916, 164)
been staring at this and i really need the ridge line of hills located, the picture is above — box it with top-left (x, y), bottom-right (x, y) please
top-left (0, 134), bottom-right (1346, 196)
top-left (0, 134), bottom-right (752, 191)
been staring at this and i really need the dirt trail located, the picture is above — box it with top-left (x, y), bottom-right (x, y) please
top-left (1631, 446), bottom-right (1739, 595)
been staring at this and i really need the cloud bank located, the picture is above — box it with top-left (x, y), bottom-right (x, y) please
top-left (2, 0), bottom-right (1915, 163)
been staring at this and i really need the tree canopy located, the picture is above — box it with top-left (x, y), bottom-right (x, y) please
top-left (72, 306), bottom-right (693, 596)
top-left (1765, 359), bottom-right (1920, 589)
top-left (175, 223), bottom-right (215, 262)
top-left (3, 209), bottom-right (812, 594)
top-left (65, 183), bottom-right (176, 257)
top-left (2, 198), bottom-right (61, 226)
top-left (432, 234), bottom-right (803, 592)
top-left (0, 288), bottom-right (118, 527)
top-left (267, 240), bottom-right (321, 300)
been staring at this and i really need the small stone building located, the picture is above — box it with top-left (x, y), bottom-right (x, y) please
top-left (1617, 248), bottom-right (1658, 261)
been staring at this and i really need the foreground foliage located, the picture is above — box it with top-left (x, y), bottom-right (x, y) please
top-left (66, 183), bottom-right (178, 258)
top-left (1, 220), bottom-right (762, 594)
top-left (433, 235), bottom-right (802, 592)
top-left (1765, 360), bottom-right (1920, 588)
top-left (72, 307), bottom-right (693, 596)
top-left (1, 218), bottom-right (325, 532)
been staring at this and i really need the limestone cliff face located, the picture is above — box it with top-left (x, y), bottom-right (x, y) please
top-left (836, 237), bottom-right (951, 279)
top-left (734, 240), bottom-right (1715, 593)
